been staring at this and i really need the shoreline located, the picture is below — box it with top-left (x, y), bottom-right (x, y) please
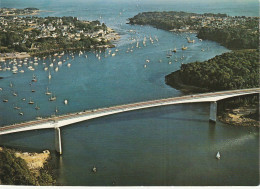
top-left (0, 31), bottom-right (120, 61)
top-left (218, 105), bottom-right (259, 127)
top-left (0, 146), bottom-right (56, 185)
top-left (165, 70), bottom-right (210, 94)
top-left (165, 71), bottom-right (259, 127)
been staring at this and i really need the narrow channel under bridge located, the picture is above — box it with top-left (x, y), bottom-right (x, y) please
top-left (0, 88), bottom-right (259, 155)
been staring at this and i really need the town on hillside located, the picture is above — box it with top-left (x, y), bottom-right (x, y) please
top-left (0, 8), bottom-right (120, 59)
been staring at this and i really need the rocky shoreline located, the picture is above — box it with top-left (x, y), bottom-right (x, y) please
top-left (218, 105), bottom-right (259, 127)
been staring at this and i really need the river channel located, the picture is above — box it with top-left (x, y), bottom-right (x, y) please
top-left (0, 0), bottom-right (259, 186)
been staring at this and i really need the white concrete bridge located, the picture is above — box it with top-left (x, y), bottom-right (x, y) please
top-left (0, 88), bottom-right (259, 154)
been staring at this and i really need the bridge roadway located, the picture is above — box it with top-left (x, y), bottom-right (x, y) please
top-left (0, 88), bottom-right (259, 136)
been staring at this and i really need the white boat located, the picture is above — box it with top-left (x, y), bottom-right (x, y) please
top-left (64, 99), bottom-right (68, 105)
top-left (92, 166), bottom-right (97, 173)
top-left (49, 94), bottom-right (56, 101)
top-left (19, 112), bottom-right (24, 116)
top-left (45, 87), bottom-right (52, 95)
top-left (182, 46), bottom-right (188, 50)
top-left (58, 61), bottom-right (62, 66)
top-left (55, 67), bottom-right (59, 72)
top-left (67, 63), bottom-right (71, 68)
top-left (48, 71), bottom-right (52, 80)
top-left (28, 98), bottom-right (34, 104)
top-left (216, 152), bottom-right (221, 160)
top-left (14, 106), bottom-right (21, 110)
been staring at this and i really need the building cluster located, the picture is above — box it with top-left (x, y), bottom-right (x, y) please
top-left (0, 8), bottom-right (120, 52)
top-left (0, 8), bottom-right (39, 16)
top-left (170, 14), bottom-right (258, 33)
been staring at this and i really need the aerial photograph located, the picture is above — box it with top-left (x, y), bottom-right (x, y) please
top-left (0, 0), bottom-right (259, 187)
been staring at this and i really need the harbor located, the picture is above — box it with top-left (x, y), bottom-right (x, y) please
top-left (0, 0), bottom-right (259, 186)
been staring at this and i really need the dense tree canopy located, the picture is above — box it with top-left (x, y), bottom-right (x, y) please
top-left (129, 11), bottom-right (259, 50)
top-left (166, 50), bottom-right (259, 91)
top-left (0, 148), bottom-right (55, 186)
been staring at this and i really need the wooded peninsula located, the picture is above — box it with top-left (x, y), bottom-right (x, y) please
top-left (128, 11), bottom-right (258, 49)
top-left (129, 11), bottom-right (259, 126)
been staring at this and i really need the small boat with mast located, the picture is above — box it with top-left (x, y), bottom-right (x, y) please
top-left (32, 74), bottom-right (37, 82)
top-left (35, 103), bottom-right (40, 110)
top-left (48, 71), bottom-right (52, 80)
top-left (45, 87), bottom-right (52, 95)
top-left (49, 93), bottom-right (56, 101)
top-left (28, 98), bottom-right (34, 104)
top-left (216, 152), bottom-right (221, 160)
top-left (182, 46), bottom-right (188, 50)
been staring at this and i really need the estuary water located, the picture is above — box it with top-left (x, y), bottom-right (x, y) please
top-left (0, 0), bottom-right (259, 186)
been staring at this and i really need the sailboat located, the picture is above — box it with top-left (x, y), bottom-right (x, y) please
top-left (172, 48), bottom-right (177, 53)
top-left (48, 71), bottom-right (52, 80)
top-left (92, 166), bottom-right (97, 173)
top-left (182, 46), bottom-right (188, 50)
top-left (28, 98), bottom-right (34, 104)
top-left (14, 105), bottom-right (21, 110)
top-left (45, 87), bottom-right (52, 95)
top-left (55, 106), bottom-right (58, 113)
top-left (216, 152), bottom-right (221, 160)
top-left (32, 74), bottom-right (37, 82)
top-left (49, 93), bottom-right (56, 101)
top-left (35, 104), bottom-right (40, 110)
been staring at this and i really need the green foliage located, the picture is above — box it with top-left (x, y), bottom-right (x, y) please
top-left (0, 148), bottom-right (37, 185)
top-left (0, 148), bottom-right (56, 186)
top-left (0, 15), bottom-right (109, 53)
top-left (197, 27), bottom-right (259, 49)
top-left (166, 50), bottom-right (259, 91)
top-left (129, 11), bottom-right (259, 50)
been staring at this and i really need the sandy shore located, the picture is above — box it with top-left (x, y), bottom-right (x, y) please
top-left (218, 106), bottom-right (259, 127)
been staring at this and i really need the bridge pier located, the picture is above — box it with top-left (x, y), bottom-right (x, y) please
top-left (209, 101), bottom-right (217, 123)
top-left (55, 127), bottom-right (62, 155)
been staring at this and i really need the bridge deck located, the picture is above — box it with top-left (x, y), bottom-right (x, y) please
top-left (0, 88), bottom-right (259, 135)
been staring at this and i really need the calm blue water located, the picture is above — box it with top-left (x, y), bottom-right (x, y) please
top-left (0, 0), bottom-right (259, 186)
